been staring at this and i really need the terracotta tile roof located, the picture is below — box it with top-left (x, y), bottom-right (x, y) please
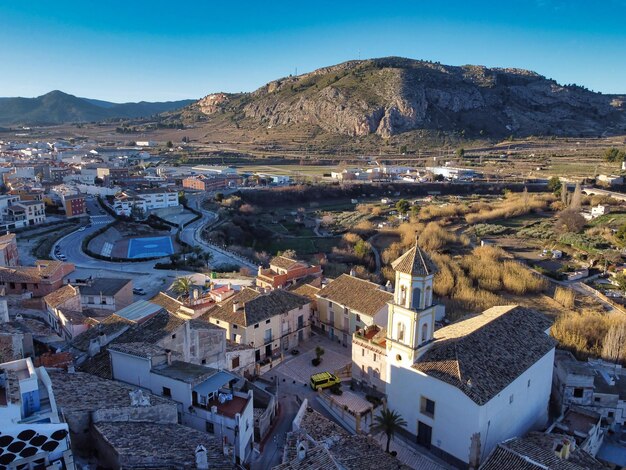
top-left (480, 432), bottom-right (606, 470)
top-left (316, 274), bottom-right (392, 317)
top-left (43, 284), bottom-right (79, 308)
top-left (71, 314), bottom-right (134, 352)
top-left (115, 310), bottom-right (186, 344)
top-left (0, 260), bottom-right (71, 283)
top-left (413, 306), bottom-right (556, 405)
top-left (93, 422), bottom-right (236, 469)
top-left (77, 350), bottom-right (112, 378)
top-left (291, 283), bottom-right (320, 301)
top-left (297, 408), bottom-right (411, 470)
top-left (205, 288), bottom-right (309, 327)
top-left (270, 255), bottom-right (303, 271)
top-left (391, 244), bottom-right (438, 276)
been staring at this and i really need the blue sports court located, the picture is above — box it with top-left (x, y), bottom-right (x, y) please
top-left (127, 236), bottom-right (174, 259)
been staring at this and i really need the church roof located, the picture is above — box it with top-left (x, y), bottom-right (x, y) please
top-left (413, 305), bottom-right (555, 405)
top-left (391, 244), bottom-right (438, 276)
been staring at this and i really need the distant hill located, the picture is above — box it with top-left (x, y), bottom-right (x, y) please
top-left (169, 57), bottom-right (626, 139)
top-left (0, 90), bottom-right (194, 126)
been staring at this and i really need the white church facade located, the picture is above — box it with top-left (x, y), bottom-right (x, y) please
top-left (352, 244), bottom-right (557, 467)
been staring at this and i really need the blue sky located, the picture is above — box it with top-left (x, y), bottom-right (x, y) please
top-left (1, 1), bottom-right (625, 102)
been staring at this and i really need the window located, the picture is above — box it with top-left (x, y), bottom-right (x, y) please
top-left (216, 320), bottom-right (220, 325)
top-left (527, 379), bottom-right (531, 388)
top-left (594, 397), bottom-right (601, 402)
top-left (254, 323), bottom-right (259, 329)
top-left (420, 396), bottom-right (435, 418)
top-left (421, 323), bottom-right (429, 343)
top-left (362, 348), bottom-right (365, 357)
top-left (232, 356), bottom-right (240, 369)
top-left (356, 314), bottom-right (361, 323)
top-left (373, 353), bottom-right (377, 362)
top-left (206, 422), bottom-right (214, 433)
top-left (162, 387), bottom-right (172, 397)
top-left (266, 319), bottom-right (271, 324)
top-left (201, 359), bottom-right (206, 365)
top-left (233, 324), bottom-right (238, 329)
top-left (328, 300), bottom-right (332, 308)
top-left (608, 411), bottom-right (614, 418)
top-left (509, 394), bottom-right (514, 404)
top-left (171, 334), bottom-right (176, 339)
top-left (573, 388), bottom-right (584, 398)
top-left (397, 322), bottom-right (405, 342)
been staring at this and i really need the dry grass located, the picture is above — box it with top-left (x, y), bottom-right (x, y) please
top-left (465, 193), bottom-right (553, 224)
top-left (554, 286), bottom-right (576, 309)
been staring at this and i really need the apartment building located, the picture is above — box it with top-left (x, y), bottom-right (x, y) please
top-left (0, 260), bottom-right (75, 297)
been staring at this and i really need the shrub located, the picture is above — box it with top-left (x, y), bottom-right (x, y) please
top-left (311, 357), bottom-right (321, 366)
top-left (554, 286), bottom-right (576, 309)
top-left (330, 383), bottom-right (343, 395)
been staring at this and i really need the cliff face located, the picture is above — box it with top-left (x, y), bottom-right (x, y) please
top-left (189, 57), bottom-right (625, 138)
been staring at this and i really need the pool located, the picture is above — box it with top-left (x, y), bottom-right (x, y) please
top-left (127, 236), bottom-right (174, 259)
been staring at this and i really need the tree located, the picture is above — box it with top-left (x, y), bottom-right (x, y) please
top-left (613, 272), bottom-right (626, 292)
top-left (371, 408), bottom-right (407, 453)
top-left (395, 199), bottom-right (410, 215)
top-left (130, 205), bottom-right (145, 221)
top-left (602, 321), bottom-right (626, 363)
top-left (166, 140), bottom-right (173, 148)
top-left (569, 182), bottom-right (582, 211)
top-left (456, 147), bottom-right (465, 158)
top-left (555, 209), bottom-right (586, 233)
top-left (617, 223), bottom-right (626, 242)
top-left (214, 192), bottom-right (224, 203)
top-left (178, 191), bottom-right (188, 206)
top-left (604, 147), bottom-right (626, 163)
top-left (547, 176), bottom-right (562, 194)
top-left (354, 239), bottom-right (371, 259)
top-left (281, 249), bottom-right (297, 259)
top-left (172, 276), bottom-right (193, 298)
top-left (200, 251), bottom-right (213, 268)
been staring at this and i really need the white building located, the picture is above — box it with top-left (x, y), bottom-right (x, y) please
top-left (591, 205), bottom-right (610, 218)
top-left (108, 348), bottom-right (254, 463)
top-left (354, 244), bottom-right (556, 467)
top-left (0, 357), bottom-right (75, 468)
top-left (426, 166), bottom-right (477, 181)
top-left (113, 188), bottom-right (179, 216)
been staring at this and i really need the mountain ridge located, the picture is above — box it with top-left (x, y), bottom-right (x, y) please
top-left (0, 90), bottom-right (194, 126)
top-left (172, 57), bottom-right (626, 139)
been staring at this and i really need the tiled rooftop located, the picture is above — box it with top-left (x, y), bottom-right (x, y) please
top-left (77, 277), bottom-right (131, 296)
top-left (316, 274), bottom-right (392, 317)
top-left (151, 360), bottom-right (218, 385)
top-left (43, 285), bottom-right (79, 308)
top-left (392, 243), bottom-right (438, 276)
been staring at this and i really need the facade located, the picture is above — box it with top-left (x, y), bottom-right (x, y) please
top-left (316, 274), bottom-right (392, 346)
top-left (204, 288), bottom-right (311, 362)
top-left (3, 200), bottom-right (46, 228)
top-left (0, 232), bottom-right (19, 267)
top-left (182, 174), bottom-right (240, 191)
top-left (0, 260), bottom-right (75, 297)
top-left (63, 194), bottom-right (87, 218)
top-left (256, 255), bottom-right (322, 290)
top-left (75, 277), bottom-right (133, 312)
top-left (43, 284), bottom-right (89, 340)
top-left (0, 357), bottom-right (75, 469)
top-left (109, 350), bottom-right (254, 463)
top-left (553, 350), bottom-right (626, 428)
top-left (357, 244), bottom-right (556, 466)
top-left (113, 188), bottom-right (179, 216)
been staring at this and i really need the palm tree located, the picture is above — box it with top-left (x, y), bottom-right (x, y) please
top-left (172, 276), bottom-right (193, 299)
top-left (371, 408), bottom-right (407, 453)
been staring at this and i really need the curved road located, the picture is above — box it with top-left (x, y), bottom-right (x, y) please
top-left (52, 195), bottom-right (254, 275)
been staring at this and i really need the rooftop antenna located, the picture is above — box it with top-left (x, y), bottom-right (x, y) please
top-left (295, 67), bottom-right (298, 76)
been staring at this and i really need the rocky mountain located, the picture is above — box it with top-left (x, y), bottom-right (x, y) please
top-left (180, 57), bottom-right (626, 139)
top-left (0, 90), bottom-right (194, 126)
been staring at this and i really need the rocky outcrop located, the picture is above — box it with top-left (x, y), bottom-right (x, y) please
top-left (191, 57), bottom-right (626, 138)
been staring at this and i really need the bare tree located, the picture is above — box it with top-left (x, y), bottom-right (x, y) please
top-left (602, 321), bottom-right (626, 364)
top-left (555, 209), bottom-right (586, 233)
top-left (561, 184), bottom-right (568, 206)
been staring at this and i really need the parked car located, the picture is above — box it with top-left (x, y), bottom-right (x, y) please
top-left (58, 255), bottom-right (67, 261)
top-left (310, 372), bottom-right (341, 391)
top-left (133, 288), bottom-right (146, 295)
top-left (78, 227), bottom-right (86, 232)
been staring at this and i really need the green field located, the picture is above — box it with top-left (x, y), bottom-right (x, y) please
top-left (234, 164), bottom-right (334, 177)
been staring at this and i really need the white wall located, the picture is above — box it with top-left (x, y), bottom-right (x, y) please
top-left (110, 351), bottom-right (152, 388)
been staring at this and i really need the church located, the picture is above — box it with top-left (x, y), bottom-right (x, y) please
top-left (352, 243), bottom-right (557, 467)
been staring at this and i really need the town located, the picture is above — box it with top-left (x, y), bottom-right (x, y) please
top-left (0, 131), bottom-right (625, 470)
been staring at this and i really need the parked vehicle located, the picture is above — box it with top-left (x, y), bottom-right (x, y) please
top-left (133, 287), bottom-right (146, 295)
top-left (310, 372), bottom-right (341, 390)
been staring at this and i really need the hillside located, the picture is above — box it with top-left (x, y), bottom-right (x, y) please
top-left (170, 57), bottom-right (626, 141)
top-left (0, 90), bottom-right (194, 126)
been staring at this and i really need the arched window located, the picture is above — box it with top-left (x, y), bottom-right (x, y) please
top-left (399, 285), bottom-right (407, 305)
top-left (422, 322), bottom-right (429, 344)
top-left (425, 286), bottom-right (432, 307)
top-left (397, 322), bottom-right (405, 342)
top-left (413, 287), bottom-right (422, 309)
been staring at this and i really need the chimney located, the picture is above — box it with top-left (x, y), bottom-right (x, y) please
top-left (165, 349), bottom-right (172, 365)
top-left (67, 364), bottom-right (76, 374)
top-left (349, 267), bottom-right (356, 277)
top-left (195, 444), bottom-right (209, 470)
top-left (296, 440), bottom-right (307, 461)
top-left (98, 332), bottom-right (107, 346)
top-left (233, 301), bottom-right (240, 312)
top-left (258, 265), bottom-right (263, 276)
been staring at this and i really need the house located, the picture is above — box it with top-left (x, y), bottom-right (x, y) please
top-left (316, 274), bottom-right (392, 346)
top-left (182, 174), bottom-right (241, 191)
top-left (552, 350), bottom-right (626, 428)
top-left (204, 288), bottom-right (311, 363)
top-left (0, 232), bottom-right (19, 267)
top-left (43, 284), bottom-right (90, 340)
top-left (47, 369), bottom-right (236, 469)
top-left (0, 357), bottom-right (75, 469)
top-left (547, 407), bottom-right (604, 457)
top-left (74, 277), bottom-right (134, 312)
top-left (591, 204), bottom-right (610, 218)
top-left (0, 260), bottom-right (75, 297)
top-left (274, 399), bottom-right (417, 470)
top-left (208, 284), bottom-right (236, 303)
top-left (108, 350), bottom-right (255, 464)
top-left (5, 200), bottom-right (46, 227)
top-left (597, 174), bottom-right (624, 186)
top-left (113, 188), bottom-right (178, 216)
top-left (480, 432), bottom-right (605, 470)
top-left (256, 255), bottom-right (322, 290)
top-left (63, 194), bottom-right (87, 217)
top-left (375, 243), bottom-right (556, 466)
